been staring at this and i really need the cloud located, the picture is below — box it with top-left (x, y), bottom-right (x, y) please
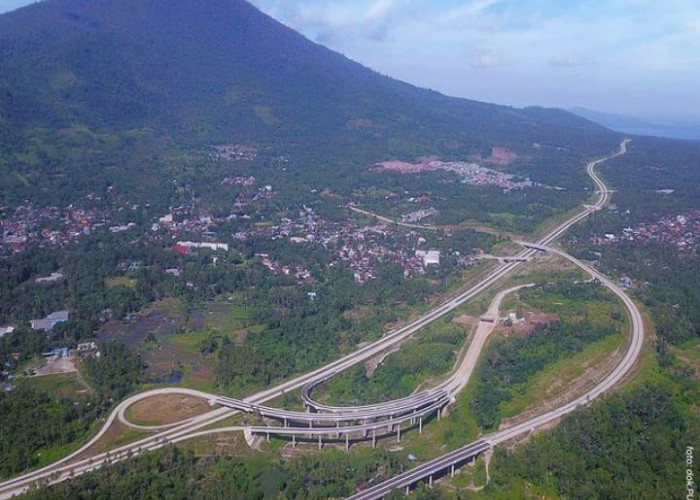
top-left (471, 52), bottom-right (501, 69)
top-left (364, 0), bottom-right (403, 23)
top-left (250, 0), bottom-right (411, 43)
top-left (436, 0), bottom-right (502, 27)
top-left (547, 54), bottom-right (593, 68)
top-left (363, 22), bottom-right (391, 41)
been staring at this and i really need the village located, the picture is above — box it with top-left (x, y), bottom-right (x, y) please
top-left (0, 203), bottom-right (106, 254)
top-left (373, 158), bottom-right (538, 191)
top-left (0, 168), bottom-right (487, 349)
top-left (589, 210), bottom-right (700, 252)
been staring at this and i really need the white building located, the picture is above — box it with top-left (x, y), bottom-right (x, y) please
top-left (0, 326), bottom-right (15, 338)
top-left (416, 249), bottom-right (441, 266)
top-left (176, 241), bottom-right (229, 252)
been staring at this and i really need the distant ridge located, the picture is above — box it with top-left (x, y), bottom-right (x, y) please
top-left (571, 107), bottom-right (700, 142)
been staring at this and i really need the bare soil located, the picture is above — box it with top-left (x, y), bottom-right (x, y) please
top-left (452, 314), bottom-right (478, 327)
top-left (503, 312), bottom-right (560, 337)
top-left (128, 394), bottom-right (210, 426)
top-left (31, 355), bottom-right (77, 376)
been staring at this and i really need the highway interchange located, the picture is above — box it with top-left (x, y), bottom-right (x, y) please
top-left (0, 139), bottom-right (644, 499)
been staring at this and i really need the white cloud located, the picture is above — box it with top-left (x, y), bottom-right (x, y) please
top-left (548, 54), bottom-right (594, 68)
top-left (364, 0), bottom-right (405, 23)
top-left (470, 52), bottom-right (500, 69)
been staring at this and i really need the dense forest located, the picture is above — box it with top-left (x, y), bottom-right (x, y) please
top-left (486, 370), bottom-right (699, 499)
top-left (19, 446), bottom-right (413, 500)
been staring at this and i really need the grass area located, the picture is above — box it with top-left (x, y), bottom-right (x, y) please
top-left (500, 332), bottom-right (623, 419)
top-left (163, 330), bottom-right (215, 354)
top-left (609, 307), bottom-right (662, 390)
top-left (672, 337), bottom-right (700, 377)
top-left (470, 477), bottom-right (562, 500)
top-left (161, 305), bottom-right (254, 353)
top-left (516, 280), bottom-right (626, 331)
top-left (35, 419), bottom-right (102, 469)
top-left (97, 427), bottom-right (150, 454)
top-left (19, 372), bottom-right (90, 400)
top-left (105, 276), bottom-right (136, 289)
top-left (319, 315), bottom-right (470, 406)
top-left (179, 366), bottom-right (218, 394)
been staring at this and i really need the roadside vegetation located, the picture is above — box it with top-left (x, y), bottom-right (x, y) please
top-left (0, 341), bottom-right (143, 480)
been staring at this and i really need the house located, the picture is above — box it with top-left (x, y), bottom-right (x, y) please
top-left (0, 326), bottom-right (14, 338)
top-left (42, 347), bottom-right (69, 358)
top-left (416, 249), bottom-right (441, 266)
top-left (176, 241), bottom-right (229, 252)
top-left (77, 341), bottom-right (97, 352)
top-left (30, 310), bottom-right (70, 331)
top-left (35, 272), bottom-right (64, 284)
top-left (159, 214), bottom-right (174, 225)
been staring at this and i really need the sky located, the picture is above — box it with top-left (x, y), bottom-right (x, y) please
top-left (1, 0), bottom-right (699, 122)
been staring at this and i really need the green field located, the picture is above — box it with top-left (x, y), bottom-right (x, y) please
top-left (19, 372), bottom-right (91, 400)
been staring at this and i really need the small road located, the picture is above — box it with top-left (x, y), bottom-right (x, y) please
top-left (348, 206), bottom-right (439, 231)
top-left (441, 284), bottom-right (534, 397)
top-left (301, 283), bottom-right (532, 413)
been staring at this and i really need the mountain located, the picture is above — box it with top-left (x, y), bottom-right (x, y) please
top-left (0, 0), bottom-right (619, 207)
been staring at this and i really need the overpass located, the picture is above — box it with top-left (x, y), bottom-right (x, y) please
top-left (348, 440), bottom-right (492, 499)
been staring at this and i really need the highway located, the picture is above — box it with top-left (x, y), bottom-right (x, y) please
top-left (0, 140), bottom-right (636, 499)
top-left (301, 284), bottom-right (533, 413)
top-left (211, 283), bottom-right (530, 446)
top-left (348, 440), bottom-right (493, 499)
top-left (346, 139), bottom-right (642, 498)
top-left (347, 242), bottom-right (645, 499)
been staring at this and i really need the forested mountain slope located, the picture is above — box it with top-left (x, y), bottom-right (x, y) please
top-left (0, 0), bottom-right (619, 206)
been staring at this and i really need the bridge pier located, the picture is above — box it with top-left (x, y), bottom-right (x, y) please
top-left (372, 429), bottom-right (376, 448)
top-left (283, 418), bottom-right (288, 428)
top-left (396, 424), bottom-right (401, 443)
top-left (345, 434), bottom-right (349, 452)
top-left (266, 432), bottom-right (270, 442)
top-left (429, 475), bottom-right (433, 488)
top-left (451, 464), bottom-right (455, 478)
top-left (292, 434), bottom-right (296, 448)
top-left (318, 435), bottom-right (322, 450)
top-left (419, 416), bottom-right (423, 434)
